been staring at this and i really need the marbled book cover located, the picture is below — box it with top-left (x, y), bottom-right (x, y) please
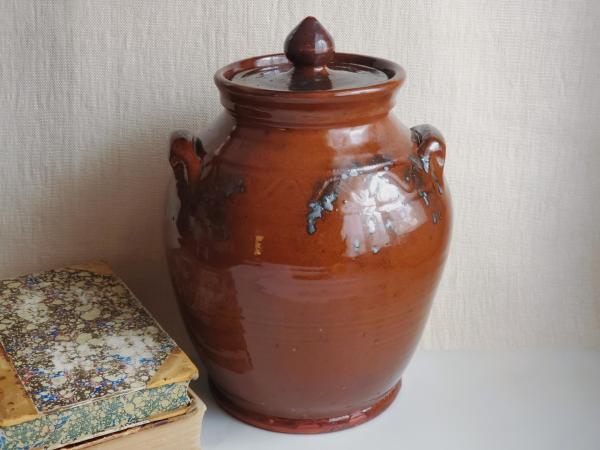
top-left (0, 262), bottom-right (198, 450)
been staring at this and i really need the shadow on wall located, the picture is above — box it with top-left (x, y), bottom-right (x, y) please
top-left (100, 125), bottom-right (200, 362)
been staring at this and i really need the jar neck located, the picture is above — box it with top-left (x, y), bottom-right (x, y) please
top-left (218, 88), bottom-right (398, 129)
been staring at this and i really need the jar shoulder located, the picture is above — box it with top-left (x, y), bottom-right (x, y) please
top-left (167, 113), bottom-right (451, 267)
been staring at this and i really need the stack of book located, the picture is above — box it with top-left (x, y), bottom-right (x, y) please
top-left (0, 262), bottom-right (205, 449)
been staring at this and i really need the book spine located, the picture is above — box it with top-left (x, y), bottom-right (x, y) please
top-left (1, 383), bottom-right (190, 450)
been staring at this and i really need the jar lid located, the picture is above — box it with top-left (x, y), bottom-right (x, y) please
top-left (225, 17), bottom-right (401, 92)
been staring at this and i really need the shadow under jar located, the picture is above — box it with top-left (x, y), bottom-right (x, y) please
top-left (165, 17), bottom-right (451, 434)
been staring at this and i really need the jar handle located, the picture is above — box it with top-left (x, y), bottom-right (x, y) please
top-left (169, 131), bottom-right (204, 234)
top-left (169, 131), bottom-right (203, 190)
top-left (410, 124), bottom-right (446, 177)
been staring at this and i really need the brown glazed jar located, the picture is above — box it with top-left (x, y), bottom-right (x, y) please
top-left (166, 17), bottom-right (451, 433)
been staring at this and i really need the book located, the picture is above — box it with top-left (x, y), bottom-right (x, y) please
top-left (67, 389), bottom-right (205, 449)
top-left (0, 262), bottom-right (199, 450)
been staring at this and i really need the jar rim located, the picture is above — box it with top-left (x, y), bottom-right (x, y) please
top-left (214, 52), bottom-right (405, 100)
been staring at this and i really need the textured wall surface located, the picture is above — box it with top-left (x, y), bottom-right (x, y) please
top-left (1, 0), bottom-right (599, 352)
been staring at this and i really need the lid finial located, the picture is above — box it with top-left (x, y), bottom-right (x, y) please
top-left (284, 17), bottom-right (335, 69)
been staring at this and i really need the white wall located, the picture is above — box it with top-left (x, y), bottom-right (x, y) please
top-left (1, 0), bottom-right (599, 352)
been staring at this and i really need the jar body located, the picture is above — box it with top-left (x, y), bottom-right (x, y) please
top-left (166, 110), bottom-right (451, 432)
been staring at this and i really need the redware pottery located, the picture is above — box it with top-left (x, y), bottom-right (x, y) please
top-left (166, 17), bottom-right (451, 434)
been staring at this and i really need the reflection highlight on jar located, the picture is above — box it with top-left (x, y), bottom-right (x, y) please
top-left (327, 124), bottom-right (371, 150)
top-left (340, 170), bottom-right (424, 257)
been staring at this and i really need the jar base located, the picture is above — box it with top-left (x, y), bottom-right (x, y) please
top-left (209, 378), bottom-right (401, 434)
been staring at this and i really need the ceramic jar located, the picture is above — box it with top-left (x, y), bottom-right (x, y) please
top-left (166, 17), bottom-right (451, 433)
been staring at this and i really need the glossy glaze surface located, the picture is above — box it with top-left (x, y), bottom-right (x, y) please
top-left (166, 17), bottom-right (451, 433)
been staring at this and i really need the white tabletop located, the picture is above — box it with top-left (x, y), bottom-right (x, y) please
top-left (193, 347), bottom-right (600, 450)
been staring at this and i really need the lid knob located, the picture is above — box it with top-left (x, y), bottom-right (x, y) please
top-left (284, 17), bottom-right (335, 69)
